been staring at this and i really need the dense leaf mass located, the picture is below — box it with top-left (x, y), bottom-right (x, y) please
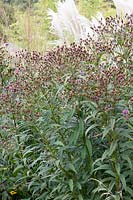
top-left (0, 14), bottom-right (133, 200)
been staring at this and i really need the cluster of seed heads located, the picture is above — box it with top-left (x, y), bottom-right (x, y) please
top-left (0, 14), bottom-right (132, 118)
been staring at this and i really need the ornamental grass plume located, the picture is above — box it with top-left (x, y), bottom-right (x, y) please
top-left (113, 0), bottom-right (133, 16)
top-left (48, 0), bottom-right (133, 45)
top-left (48, 0), bottom-right (105, 45)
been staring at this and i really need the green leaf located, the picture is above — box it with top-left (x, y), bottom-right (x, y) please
top-left (78, 194), bottom-right (84, 200)
top-left (81, 146), bottom-right (87, 160)
top-left (102, 127), bottom-right (110, 139)
top-left (54, 194), bottom-right (70, 200)
top-left (65, 108), bottom-right (75, 122)
top-left (21, 198), bottom-right (31, 200)
top-left (121, 154), bottom-right (132, 169)
top-left (122, 141), bottom-right (133, 149)
top-left (23, 147), bottom-right (36, 158)
top-left (79, 118), bottom-right (84, 137)
top-left (115, 163), bottom-right (121, 176)
top-left (76, 182), bottom-right (82, 190)
top-left (102, 118), bottom-right (116, 139)
top-left (126, 186), bottom-right (133, 197)
top-left (68, 163), bottom-right (77, 174)
top-left (70, 118), bottom-right (84, 145)
top-left (85, 124), bottom-right (98, 136)
top-left (93, 164), bottom-right (111, 172)
top-left (108, 179), bottom-right (115, 192)
top-left (54, 141), bottom-right (64, 146)
top-left (36, 192), bottom-right (47, 200)
top-left (114, 194), bottom-right (120, 200)
top-left (55, 160), bottom-right (60, 167)
top-left (102, 149), bottom-right (109, 161)
top-left (68, 179), bottom-right (73, 192)
top-left (110, 118), bottom-right (116, 131)
top-left (2, 191), bottom-right (8, 200)
top-left (105, 170), bottom-right (116, 177)
top-left (70, 126), bottom-right (80, 145)
top-left (120, 174), bottom-right (127, 191)
top-left (31, 157), bottom-right (41, 167)
top-left (108, 141), bottom-right (117, 156)
top-left (13, 165), bottom-right (23, 176)
top-left (118, 130), bottom-right (133, 140)
top-left (86, 139), bottom-right (92, 157)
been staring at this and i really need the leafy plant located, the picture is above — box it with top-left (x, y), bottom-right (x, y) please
top-left (0, 14), bottom-right (133, 200)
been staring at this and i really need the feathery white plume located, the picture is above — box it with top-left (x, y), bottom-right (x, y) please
top-left (90, 12), bottom-right (106, 27)
top-left (113, 0), bottom-right (133, 15)
top-left (48, 0), bottom-right (105, 45)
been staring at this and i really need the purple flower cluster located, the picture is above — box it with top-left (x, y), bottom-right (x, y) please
top-left (0, 15), bottom-right (133, 117)
top-left (122, 109), bottom-right (129, 116)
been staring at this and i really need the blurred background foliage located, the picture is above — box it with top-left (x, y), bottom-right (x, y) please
top-left (0, 0), bottom-right (116, 51)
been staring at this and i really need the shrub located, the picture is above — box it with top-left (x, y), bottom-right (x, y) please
top-left (0, 14), bottom-right (133, 200)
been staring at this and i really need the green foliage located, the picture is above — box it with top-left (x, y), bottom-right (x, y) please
top-left (0, 13), bottom-right (133, 200)
top-left (0, 0), bottom-right (16, 42)
top-left (1, 0), bottom-right (39, 9)
top-left (0, 2), bottom-right (15, 26)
